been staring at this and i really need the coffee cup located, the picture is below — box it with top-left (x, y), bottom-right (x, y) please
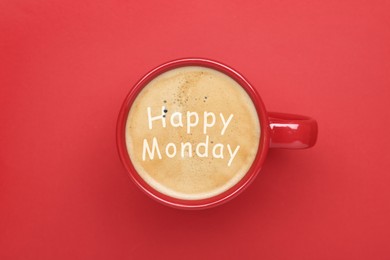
top-left (117, 58), bottom-right (318, 209)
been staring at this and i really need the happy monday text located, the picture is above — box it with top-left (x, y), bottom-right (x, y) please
top-left (142, 106), bottom-right (240, 167)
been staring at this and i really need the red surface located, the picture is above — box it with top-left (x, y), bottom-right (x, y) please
top-left (1, 0), bottom-right (389, 259)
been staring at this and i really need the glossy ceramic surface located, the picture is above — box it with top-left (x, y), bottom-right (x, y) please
top-left (117, 58), bottom-right (317, 209)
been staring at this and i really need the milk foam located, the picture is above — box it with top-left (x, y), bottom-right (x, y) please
top-left (125, 66), bottom-right (260, 200)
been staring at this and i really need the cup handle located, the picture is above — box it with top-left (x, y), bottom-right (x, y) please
top-left (268, 112), bottom-right (318, 149)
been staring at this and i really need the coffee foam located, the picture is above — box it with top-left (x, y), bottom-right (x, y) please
top-left (125, 66), bottom-right (260, 200)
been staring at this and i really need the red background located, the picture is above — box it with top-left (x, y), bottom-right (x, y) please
top-left (1, 0), bottom-right (389, 259)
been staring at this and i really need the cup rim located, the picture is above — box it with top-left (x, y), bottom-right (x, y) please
top-left (116, 58), bottom-right (270, 209)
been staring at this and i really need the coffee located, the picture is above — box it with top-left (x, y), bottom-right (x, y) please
top-left (125, 66), bottom-right (260, 200)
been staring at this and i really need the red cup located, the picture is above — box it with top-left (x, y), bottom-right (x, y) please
top-left (117, 58), bottom-right (318, 209)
